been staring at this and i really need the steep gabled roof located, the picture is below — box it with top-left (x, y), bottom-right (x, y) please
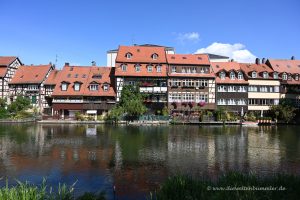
top-left (211, 62), bottom-right (241, 73)
top-left (116, 45), bottom-right (167, 63)
top-left (44, 70), bottom-right (61, 85)
top-left (10, 64), bottom-right (52, 84)
top-left (167, 54), bottom-right (210, 65)
top-left (266, 59), bottom-right (300, 74)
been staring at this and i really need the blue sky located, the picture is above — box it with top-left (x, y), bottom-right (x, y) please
top-left (1, 0), bottom-right (300, 68)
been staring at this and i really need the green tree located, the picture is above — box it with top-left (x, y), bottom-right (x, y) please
top-left (107, 106), bottom-right (124, 123)
top-left (269, 99), bottom-right (297, 123)
top-left (0, 98), bottom-right (8, 119)
top-left (8, 96), bottom-right (31, 114)
top-left (119, 85), bottom-right (147, 119)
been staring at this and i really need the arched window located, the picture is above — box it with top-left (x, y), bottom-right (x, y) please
top-left (252, 71), bottom-right (257, 78)
top-left (219, 71), bottom-right (225, 80)
top-left (263, 72), bottom-right (269, 79)
top-left (230, 71), bottom-right (235, 80)
top-left (151, 53), bottom-right (158, 60)
top-left (135, 64), bottom-right (141, 72)
top-left (238, 72), bottom-right (243, 80)
top-left (147, 65), bottom-right (153, 72)
top-left (121, 64), bottom-right (127, 71)
top-left (125, 53), bottom-right (132, 59)
top-left (282, 73), bottom-right (287, 80)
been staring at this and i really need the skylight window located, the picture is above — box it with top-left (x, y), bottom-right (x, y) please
top-left (126, 53), bottom-right (132, 59)
top-left (151, 53), bottom-right (158, 60)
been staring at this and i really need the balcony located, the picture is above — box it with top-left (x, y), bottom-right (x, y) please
top-left (53, 99), bottom-right (83, 103)
top-left (139, 87), bottom-right (167, 93)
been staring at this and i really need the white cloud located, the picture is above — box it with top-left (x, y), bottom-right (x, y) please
top-left (195, 42), bottom-right (256, 63)
top-left (176, 32), bottom-right (200, 44)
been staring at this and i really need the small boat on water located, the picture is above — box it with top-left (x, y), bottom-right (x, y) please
top-left (241, 121), bottom-right (259, 126)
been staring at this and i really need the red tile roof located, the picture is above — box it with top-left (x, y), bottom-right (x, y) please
top-left (215, 77), bottom-right (248, 84)
top-left (52, 65), bottom-right (115, 97)
top-left (167, 54), bottom-right (210, 65)
top-left (116, 45), bottom-right (167, 63)
top-left (0, 56), bottom-right (17, 66)
top-left (239, 63), bottom-right (273, 78)
top-left (44, 70), bottom-right (61, 85)
top-left (115, 63), bottom-right (167, 77)
top-left (0, 56), bottom-right (18, 77)
top-left (10, 64), bottom-right (52, 84)
top-left (211, 62), bottom-right (241, 73)
top-left (266, 59), bottom-right (300, 74)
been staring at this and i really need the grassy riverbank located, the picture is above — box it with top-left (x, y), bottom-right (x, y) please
top-left (149, 172), bottom-right (300, 200)
top-left (0, 179), bottom-right (105, 200)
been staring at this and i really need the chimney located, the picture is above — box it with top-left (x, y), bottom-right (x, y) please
top-left (262, 58), bottom-right (266, 64)
top-left (65, 62), bottom-right (70, 66)
top-left (255, 58), bottom-right (260, 65)
top-left (230, 59), bottom-right (234, 62)
top-left (91, 61), bottom-right (96, 66)
top-left (291, 56), bottom-right (295, 60)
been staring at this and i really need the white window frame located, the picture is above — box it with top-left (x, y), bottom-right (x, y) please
top-left (156, 65), bottom-right (162, 72)
top-left (238, 72), bottom-right (243, 80)
top-left (90, 84), bottom-right (99, 91)
top-left (263, 72), bottom-right (269, 79)
top-left (74, 83), bottom-right (80, 91)
top-left (219, 71), bottom-right (226, 80)
top-left (103, 84), bottom-right (109, 91)
top-left (121, 64), bottom-right (127, 71)
top-left (252, 71), bottom-right (257, 78)
top-left (135, 64), bottom-right (141, 72)
top-left (230, 71), bottom-right (235, 80)
top-left (147, 65), bottom-right (153, 72)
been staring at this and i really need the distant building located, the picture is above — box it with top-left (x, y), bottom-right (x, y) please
top-left (211, 61), bottom-right (248, 114)
top-left (266, 57), bottom-right (300, 107)
top-left (167, 54), bottom-right (216, 113)
top-left (0, 56), bottom-right (22, 102)
top-left (51, 64), bottom-right (116, 119)
top-left (240, 59), bottom-right (281, 112)
top-left (8, 64), bottom-right (54, 112)
top-left (207, 53), bottom-right (229, 62)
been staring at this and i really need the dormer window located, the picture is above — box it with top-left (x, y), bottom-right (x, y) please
top-left (121, 64), bottom-right (127, 71)
top-left (135, 64), bottom-right (141, 72)
top-left (156, 65), bottom-right (162, 72)
top-left (103, 84), bottom-right (109, 91)
top-left (263, 72), bottom-right (269, 79)
top-left (252, 71), bottom-right (257, 78)
top-left (126, 53), bottom-right (132, 59)
top-left (74, 82), bottom-right (81, 91)
top-left (295, 74), bottom-right (299, 81)
top-left (230, 71), bottom-right (235, 80)
top-left (90, 84), bottom-right (99, 91)
top-left (151, 53), bottom-right (158, 60)
top-left (288, 74), bottom-right (292, 80)
top-left (171, 66), bottom-right (176, 73)
top-left (282, 73), bottom-right (287, 80)
top-left (219, 71), bottom-right (225, 80)
top-left (61, 83), bottom-right (68, 91)
top-left (238, 72), bottom-right (243, 80)
top-left (147, 65), bottom-right (153, 72)
top-left (273, 72), bottom-right (278, 79)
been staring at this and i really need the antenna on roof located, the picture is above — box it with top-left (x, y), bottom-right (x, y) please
top-left (131, 34), bottom-right (136, 46)
top-left (55, 54), bottom-right (58, 66)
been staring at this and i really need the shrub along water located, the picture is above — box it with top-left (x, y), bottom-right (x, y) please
top-left (0, 178), bottom-right (106, 200)
top-left (149, 172), bottom-right (300, 200)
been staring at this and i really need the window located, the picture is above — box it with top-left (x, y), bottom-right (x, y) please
top-left (282, 73), bottom-right (287, 80)
top-left (238, 72), bottom-right (243, 80)
top-left (192, 67), bottom-right (196, 73)
top-left (92, 74), bottom-right (102, 79)
top-left (103, 84), bottom-right (109, 91)
top-left (90, 84), bottom-right (99, 91)
top-left (288, 75), bottom-right (292, 80)
top-left (219, 71), bottom-right (225, 80)
top-left (248, 86), bottom-right (257, 92)
top-left (152, 53), bottom-right (158, 60)
top-left (252, 71), bottom-right (257, 78)
top-left (238, 86), bottom-right (246, 92)
top-left (135, 64), bottom-right (141, 72)
top-left (263, 72), bottom-right (269, 79)
top-left (74, 74), bottom-right (78, 78)
top-left (156, 65), bottom-right (162, 72)
top-left (273, 72), bottom-right (278, 79)
top-left (121, 64), bottom-right (127, 71)
top-left (274, 86), bottom-right (279, 92)
top-left (228, 86), bottom-right (236, 92)
top-left (170, 79), bottom-right (181, 87)
top-left (147, 65), bottom-right (153, 72)
top-left (237, 99), bottom-right (246, 105)
top-left (198, 94), bottom-right (208, 102)
top-left (172, 66), bottom-right (176, 73)
top-left (31, 96), bottom-right (37, 104)
top-left (218, 85), bottom-right (227, 92)
top-left (227, 99), bottom-right (236, 105)
top-left (61, 83), bottom-right (68, 91)
top-left (74, 83), bottom-right (80, 91)
top-left (260, 86), bottom-right (268, 92)
top-left (126, 53), bottom-right (132, 59)
top-left (217, 99), bottom-right (226, 105)
top-left (28, 85), bottom-right (38, 90)
top-left (295, 75), bottom-right (299, 80)
top-left (230, 71), bottom-right (235, 80)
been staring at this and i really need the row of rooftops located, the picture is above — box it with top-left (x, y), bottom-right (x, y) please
top-left (1, 45), bottom-right (300, 97)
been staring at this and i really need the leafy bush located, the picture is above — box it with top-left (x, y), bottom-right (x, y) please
top-left (150, 172), bottom-right (300, 200)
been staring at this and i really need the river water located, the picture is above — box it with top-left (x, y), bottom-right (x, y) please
top-left (0, 124), bottom-right (300, 199)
